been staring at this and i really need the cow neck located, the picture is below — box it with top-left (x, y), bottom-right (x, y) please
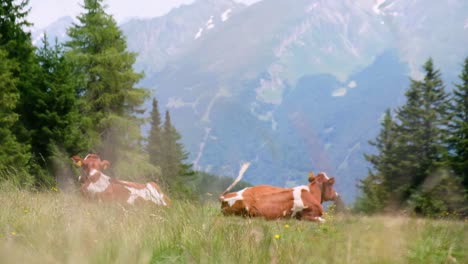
top-left (308, 181), bottom-right (324, 204)
top-left (88, 169), bottom-right (105, 183)
top-left (319, 182), bottom-right (325, 203)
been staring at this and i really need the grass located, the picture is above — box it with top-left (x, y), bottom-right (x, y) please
top-left (0, 188), bottom-right (467, 264)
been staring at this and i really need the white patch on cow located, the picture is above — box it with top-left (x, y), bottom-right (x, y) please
top-left (319, 172), bottom-right (330, 180)
top-left (283, 210), bottom-right (287, 216)
top-left (125, 183), bottom-right (167, 206)
top-left (291, 185), bottom-right (309, 217)
top-left (314, 216), bottom-right (326, 223)
top-left (86, 170), bottom-right (110, 194)
top-left (147, 183), bottom-right (167, 206)
top-left (222, 188), bottom-right (247, 207)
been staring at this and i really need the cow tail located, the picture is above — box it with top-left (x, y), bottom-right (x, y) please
top-left (220, 162), bottom-right (250, 198)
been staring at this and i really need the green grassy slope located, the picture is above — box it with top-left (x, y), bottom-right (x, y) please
top-left (1, 189), bottom-right (466, 263)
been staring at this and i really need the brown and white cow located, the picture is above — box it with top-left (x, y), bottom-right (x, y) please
top-left (71, 154), bottom-right (170, 206)
top-left (220, 164), bottom-right (339, 222)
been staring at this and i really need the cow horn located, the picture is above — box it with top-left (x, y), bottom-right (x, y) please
top-left (308, 172), bottom-right (315, 182)
top-left (102, 160), bottom-right (110, 170)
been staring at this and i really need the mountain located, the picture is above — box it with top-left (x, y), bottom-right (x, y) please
top-left (33, 0), bottom-right (468, 203)
top-left (120, 0), bottom-right (246, 75)
top-left (147, 0), bottom-right (468, 203)
top-left (31, 16), bottom-right (73, 46)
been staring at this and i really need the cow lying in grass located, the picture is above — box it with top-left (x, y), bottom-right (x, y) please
top-left (71, 154), bottom-right (170, 206)
top-left (220, 163), bottom-right (339, 222)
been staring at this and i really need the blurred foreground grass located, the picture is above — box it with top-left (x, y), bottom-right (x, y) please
top-left (0, 188), bottom-right (467, 264)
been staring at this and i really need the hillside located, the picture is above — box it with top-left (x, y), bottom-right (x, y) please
top-left (32, 0), bottom-right (468, 202)
top-left (1, 190), bottom-right (467, 263)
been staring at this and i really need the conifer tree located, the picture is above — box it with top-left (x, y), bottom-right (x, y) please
top-left (448, 57), bottom-right (468, 190)
top-left (161, 110), bottom-right (194, 197)
top-left (65, 0), bottom-right (148, 161)
top-left (0, 49), bottom-right (30, 171)
top-left (28, 37), bottom-right (90, 178)
top-left (0, 0), bottom-right (34, 172)
top-left (392, 59), bottom-right (450, 202)
top-left (359, 59), bottom-right (452, 215)
top-left (357, 109), bottom-right (395, 212)
top-left (148, 98), bottom-right (163, 167)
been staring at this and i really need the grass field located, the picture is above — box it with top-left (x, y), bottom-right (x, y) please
top-left (0, 188), bottom-right (467, 264)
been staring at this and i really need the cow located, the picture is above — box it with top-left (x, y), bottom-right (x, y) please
top-left (219, 164), bottom-right (339, 222)
top-left (71, 154), bottom-right (171, 206)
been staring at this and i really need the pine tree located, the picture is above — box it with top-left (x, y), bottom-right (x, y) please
top-left (358, 59), bottom-right (453, 215)
top-left (0, 48), bottom-right (30, 171)
top-left (148, 98), bottom-right (163, 167)
top-left (161, 110), bottom-right (194, 197)
top-left (448, 57), bottom-right (468, 190)
top-left (27, 36), bottom-right (90, 184)
top-left (393, 59), bottom-right (450, 202)
top-left (357, 109), bottom-right (395, 212)
top-left (65, 0), bottom-right (148, 161)
top-left (0, 0), bottom-right (34, 174)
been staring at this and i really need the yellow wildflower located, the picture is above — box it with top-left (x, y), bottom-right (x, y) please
top-left (284, 224), bottom-right (290, 229)
top-left (274, 234), bottom-right (280, 239)
top-left (11, 232), bottom-right (16, 236)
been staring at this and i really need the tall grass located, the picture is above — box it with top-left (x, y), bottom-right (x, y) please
top-left (0, 189), bottom-right (466, 263)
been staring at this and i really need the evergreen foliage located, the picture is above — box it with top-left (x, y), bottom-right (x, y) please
top-left (356, 109), bottom-right (395, 213)
top-left (65, 0), bottom-right (148, 162)
top-left (0, 48), bottom-right (30, 171)
top-left (160, 110), bottom-right (195, 198)
top-left (148, 98), bottom-right (163, 167)
top-left (447, 58), bottom-right (468, 190)
top-left (0, 0), bottom-right (34, 180)
top-left (24, 36), bottom-right (90, 185)
top-left (357, 58), bottom-right (467, 217)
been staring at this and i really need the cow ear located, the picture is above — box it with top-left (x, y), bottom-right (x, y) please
top-left (328, 177), bottom-right (335, 184)
top-left (102, 160), bottom-right (110, 170)
top-left (308, 172), bottom-right (315, 183)
top-left (71, 156), bottom-right (83, 167)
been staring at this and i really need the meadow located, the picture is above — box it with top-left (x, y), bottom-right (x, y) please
top-left (0, 186), bottom-right (466, 264)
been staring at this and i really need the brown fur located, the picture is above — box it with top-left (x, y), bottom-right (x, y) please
top-left (220, 171), bottom-right (338, 222)
top-left (71, 154), bottom-right (171, 206)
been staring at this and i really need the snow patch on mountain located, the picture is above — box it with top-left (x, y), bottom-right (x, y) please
top-left (221, 8), bottom-right (232, 22)
top-left (275, 19), bottom-right (312, 58)
top-left (373, 0), bottom-right (387, 15)
top-left (206, 16), bottom-right (215, 30)
top-left (195, 28), bottom-right (203, 39)
top-left (337, 142), bottom-right (361, 172)
top-left (348, 80), bottom-right (357, 88)
top-left (202, 87), bottom-right (231, 122)
top-left (306, 2), bottom-right (319, 13)
top-left (166, 97), bottom-right (198, 109)
top-left (332, 87), bottom-right (347, 97)
top-left (193, 127), bottom-right (211, 170)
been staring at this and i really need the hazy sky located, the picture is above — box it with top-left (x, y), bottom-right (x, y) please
top-left (28, 0), bottom-right (261, 29)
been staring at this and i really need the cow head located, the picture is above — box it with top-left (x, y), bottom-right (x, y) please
top-left (71, 154), bottom-right (110, 182)
top-left (309, 172), bottom-right (339, 202)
